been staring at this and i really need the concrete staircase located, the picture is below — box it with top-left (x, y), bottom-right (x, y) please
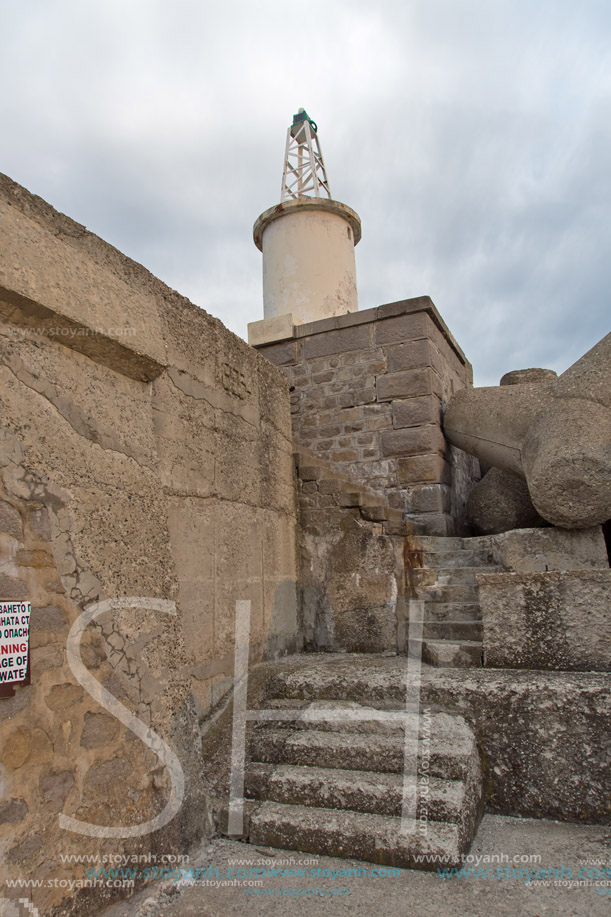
top-left (227, 684), bottom-right (484, 869)
top-left (406, 536), bottom-right (501, 668)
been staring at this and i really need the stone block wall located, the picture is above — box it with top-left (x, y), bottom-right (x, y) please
top-left (254, 297), bottom-right (479, 535)
top-left (0, 173), bottom-right (299, 915)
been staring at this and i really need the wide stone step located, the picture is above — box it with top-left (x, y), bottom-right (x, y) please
top-left (411, 550), bottom-right (488, 569)
top-left (252, 700), bottom-right (428, 736)
top-left (411, 566), bottom-right (484, 587)
top-left (409, 535), bottom-right (496, 558)
top-left (248, 801), bottom-right (463, 869)
top-left (249, 725), bottom-right (476, 781)
top-left (245, 763), bottom-right (466, 824)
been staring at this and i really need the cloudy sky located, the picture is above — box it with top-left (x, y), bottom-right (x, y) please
top-left (1, 0), bottom-right (609, 385)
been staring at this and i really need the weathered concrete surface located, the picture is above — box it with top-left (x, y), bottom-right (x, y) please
top-left (0, 172), bottom-right (300, 916)
top-left (246, 761), bottom-right (466, 822)
top-left (294, 450), bottom-right (407, 653)
top-left (405, 527), bottom-right (607, 573)
top-left (248, 802), bottom-right (464, 870)
top-left (465, 368), bottom-right (554, 534)
top-left (253, 655), bottom-right (610, 824)
top-left (500, 368), bottom-right (558, 386)
top-left (444, 383), bottom-right (553, 477)
top-left (522, 394), bottom-right (611, 529)
top-left (480, 570), bottom-right (611, 671)
top-left (97, 819), bottom-right (611, 917)
top-left (444, 334), bottom-right (611, 528)
top-left (467, 467), bottom-right (544, 535)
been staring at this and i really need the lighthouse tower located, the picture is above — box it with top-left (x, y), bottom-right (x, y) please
top-left (248, 110), bottom-right (361, 346)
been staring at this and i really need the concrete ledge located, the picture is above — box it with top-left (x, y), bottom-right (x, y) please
top-left (0, 288), bottom-right (164, 382)
top-left (285, 296), bottom-right (470, 369)
top-left (484, 526), bottom-right (608, 572)
top-left (248, 313), bottom-right (302, 346)
top-left (0, 173), bottom-right (169, 374)
top-left (479, 570), bottom-right (611, 671)
top-left (252, 296), bottom-right (470, 371)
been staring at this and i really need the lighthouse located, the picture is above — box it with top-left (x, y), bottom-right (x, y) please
top-left (248, 110), bottom-right (361, 346)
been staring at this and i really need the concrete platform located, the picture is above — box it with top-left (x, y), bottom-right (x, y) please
top-left (98, 815), bottom-right (611, 917)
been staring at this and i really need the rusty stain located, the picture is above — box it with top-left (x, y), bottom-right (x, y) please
top-left (403, 535), bottom-right (424, 599)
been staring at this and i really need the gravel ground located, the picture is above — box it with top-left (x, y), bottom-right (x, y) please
top-left (100, 815), bottom-right (611, 917)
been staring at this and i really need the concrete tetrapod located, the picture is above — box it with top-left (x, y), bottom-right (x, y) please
top-left (467, 466), bottom-right (545, 535)
top-left (465, 369), bottom-right (554, 534)
top-left (443, 333), bottom-right (611, 529)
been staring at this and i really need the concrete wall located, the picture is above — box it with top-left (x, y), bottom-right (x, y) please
top-left (293, 450), bottom-right (409, 654)
top-left (480, 570), bottom-right (611, 671)
top-left (422, 669), bottom-right (610, 824)
top-left (254, 298), bottom-right (479, 536)
top-left (0, 173), bottom-right (299, 915)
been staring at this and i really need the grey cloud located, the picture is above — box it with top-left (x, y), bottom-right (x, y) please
top-left (1, 0), bottom-right (609, 385)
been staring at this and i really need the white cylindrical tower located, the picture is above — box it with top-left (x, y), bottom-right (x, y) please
top-left (249, 110), bottom-right (361, 346)
top-left (254, 197), bottom-right (361, 324)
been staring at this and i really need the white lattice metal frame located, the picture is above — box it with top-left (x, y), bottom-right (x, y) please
top-left (281, 111), bottom-right (331, 201)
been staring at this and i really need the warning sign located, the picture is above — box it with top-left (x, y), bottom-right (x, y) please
top-left (0, 601), bottom-right (31, 684)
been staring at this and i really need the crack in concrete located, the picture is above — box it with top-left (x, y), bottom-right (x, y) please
top-left (0, 348), bottom-right (150, 470)
top-left (164, 367), bottom-right (258, 429)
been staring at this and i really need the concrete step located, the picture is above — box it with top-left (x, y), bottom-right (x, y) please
top-left (407, 536), bottom-right (471, 552)
top-left (252, 700), bottom-right (427, 736)
top-left (422, 620), bottom-right (482, 642)
top-left (249, 722), bottom-right (476, 781)
top-left (245, 763), bottom-right (467, 824)
top-left (409, 550), bottom-right (489, 569)
top-left (420, 602), bottom-right (482, 623)
top-left (408, 535), bottom-right (496, 559)
top-left (233, 681), bottom-right (485, 869)
top-left (433, 566), bottom-right (502, 584)
top-left (415, 639), bottom-right (483, 668)
top-left (421, 584), bottom-right (480, 604)
top-left (248, 801), bottom-right (464, 869)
